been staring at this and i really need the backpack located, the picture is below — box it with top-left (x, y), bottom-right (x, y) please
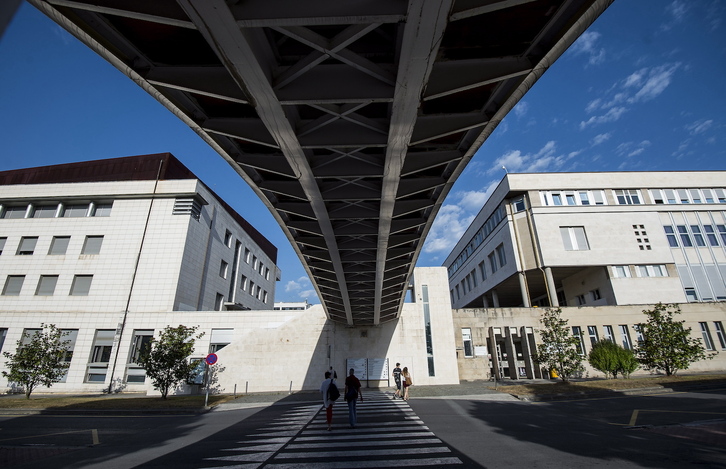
top-left (327, 381), bottom-right (340, 401)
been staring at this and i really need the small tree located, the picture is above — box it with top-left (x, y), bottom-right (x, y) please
top-left (588, 340), bottom-right (639, 379)
top-left (636, 303), bottom-right (715, 376)
top-left (137, 325), bottom-right (204, 399)
top-left (531, 308), bottom-right (584, 383)
top-left (2, 324), bottom-right (71, 399)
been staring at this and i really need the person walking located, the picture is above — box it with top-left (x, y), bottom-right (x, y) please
top-left (344, 368), bottom-right (363, 428)
top-left (320, 371), bottom-right (336, 431)
top-left (392, 362), bottom-right (402, 399)
top-left (402, 366), bottom-right (412, 400)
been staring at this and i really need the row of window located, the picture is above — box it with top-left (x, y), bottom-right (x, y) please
top-left (571, 321), bottom-right (726, 355)
top-left (0, 327), bottom-right (232, 384)
top-left (2, 274), bottom-right (93, 296)
top-left (0, 235), bottom-right (103, 256)
top-left (448, 205), bottom-right (506, 278)
top-left (451, 244), bottom-right (507, 303)
top-left (612, 264), bottom-right (668, 278)
top-left (0, 201), bottom-right (112, 219)
top-left (664, 224), bottom-right (726, 248)
top-left (540, 188), bottom-right (726, 207)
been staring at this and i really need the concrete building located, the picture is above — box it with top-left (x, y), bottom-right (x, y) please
top-left (445, 171), bottom-right (726, 310)
top-left (444, 171), bottom-right (726, 379)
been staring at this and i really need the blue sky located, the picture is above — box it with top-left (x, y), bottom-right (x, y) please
top-left (1, 1), bottom-right (725, 304)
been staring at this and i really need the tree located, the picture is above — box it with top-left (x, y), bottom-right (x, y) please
top-left (588, 340), bottom-right (639, 379)
top-left (636, 303), bottom-right (715, 376)
top-left (2, 324), bottom-right (71, 399)
top-left (137, 325), bottom-right (204, 399)
top-left (531, 308), bottom-right (584, 383)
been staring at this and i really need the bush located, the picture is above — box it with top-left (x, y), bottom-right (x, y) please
top-left (588, 340), bottom-right (639, 379)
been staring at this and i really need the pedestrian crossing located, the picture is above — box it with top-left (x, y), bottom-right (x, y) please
top-left (200, 391), bottom-right (463, 468)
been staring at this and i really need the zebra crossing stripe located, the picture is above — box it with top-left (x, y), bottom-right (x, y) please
top-left (277, 446), bottom-right (452, 459)
top-left (264, 457), bottom-right (463, 469)
top-left (287, 438), bottom-right (446, 449)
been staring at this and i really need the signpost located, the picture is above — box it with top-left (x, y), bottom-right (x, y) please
top-left (204, 353), bottom-right (218, 407)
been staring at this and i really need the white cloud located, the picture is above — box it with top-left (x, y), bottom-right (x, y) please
top-left (569, 31), bottom-right (606, 66)
top-left (616, 140), bottom-right (652, 158)
top-left (285, 280), bottom-right (301, 292)
top-left (284, 276), bottom-right (318, 302)
top-left (423, 204), bottom-right (474, 255)
top-left (591, 133), bottom-right (611, 146)
top-left (686, 119), bottom-right (714, 135)
top-left (513, 101), bottom-right (529, 118)
top-left (661, 1), bottom-right (688, 31)
top-left (579, 107), bottom-right (627, 129)
top-left (628, 63), bottom-right (681, 103)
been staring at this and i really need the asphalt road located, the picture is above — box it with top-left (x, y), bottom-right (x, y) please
top-left (1, 387), bottom-right (724, 468)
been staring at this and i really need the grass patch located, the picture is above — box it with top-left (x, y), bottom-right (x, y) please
top-left (500, 374), bottom-right (726, 398)
top-left (0, 394), bottom-right (235, 410)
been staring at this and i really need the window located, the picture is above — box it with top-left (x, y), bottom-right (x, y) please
top-left (2, 275), bottom-right (25, 296)
top-left (128, 330), bottom-right (153, 364)
top-left (249, 281), bottom-right (255, 295)
top-left (664, 226), bottom-right (678, 247)
top-left (470, 269), bottom-right (477, 287)
top-left (3, 205), bottom-right (27, 218)
top-left (241, 275), bottom-right (248, 291)
top-left (244, 248), bottom-right (251, 263)
top-left (716, 189), bottom-right (726, 203)
top-left (572, 326), bottom-right (585, 355)
top-left (479, 261), bottom-right (487, 281)
top-left (513, 197), bottom-right (525, 212)
top-left (603, 325), bottom-right (615, 342)
top-left (58, 329), bottom-right (78, 383)
top-left (16, 236), bottom-right (38, 255)
top-left (619, 325), bottom-right (632, 350)
top-left (488, 252), bottom-right (497, 273)
top-left (33, 204), bottom-right (57, 218)
top-left (70, 275), bottom-right (93, 296)
top-left (263, 290), bottom-right (268, 303)
top-left (496, 244), bottom-right (506, 267)
top-left (0, 237), bottom-right (6, 255)
top-left (704, 189), bottom-right (715, 203)
top-left (691, 226), bottom-right (705, 246)
top-left (677, 226), bottom-right (692, 247)
top-left (615, 189), bottom-right (641, 205)
top-left (576, 294), bottom-right (586, 306)
top-left (634, 325), bottom-right (644, 344)
top-left (677, 189), bottom-right (690, 204)
top-left (552, 193), bottom-right (562, 205)
top-left (613, 265), bottom-right (630, 278)
top-left (704, 225), bottom-right (719, 246)
top-left (636, 265), bottom-right (668, 277)
top-left (252, 256), bottom-right (258, 270)
top-left (63, 204), bottom-right (88, 217)
top-left (0, 328), bottom-right (6, 352)
top-left (224, 230), bottom-right (232, 248)
top-left (35, 275), bottom-right (59, 296)
top-left (48, 236), bottom-right (70, 255)
top-left (87, 329), bottom-right (115, 382)
top-left (92, 202), bottom-right (113, 217)
top-left (565, 193), bottom-right (576, 206)
top-left (209, 329), bottom-right (233, 353)
top-left (685, 287), bottom-right (698, 302)
top-left (462, 328), bottom-right (473, 358)
top-left (219, 260), bottom-right (229, 278)
top-left (579, 192), bottom-right (590, 205)
top-left (699, 323), bottom-right (715, 351)
top-left (714, 322), bottom-right (726, 349)
top-left (651, 189), bottom-right (664, 204)
top-left (81, 236), bottom-right (103, 255)
top-left (215, 293), bottom-right (225, 310)
top-left (591, 289), bottom-right (602, 301)
top-left (560, 226), bottom-right (589, 251)
top-left (690, 189), bottom-right (702, 204)
top-left (587, 326), bottom-right (599, 347)
top-left (719, 225), bottom-right (726, 245)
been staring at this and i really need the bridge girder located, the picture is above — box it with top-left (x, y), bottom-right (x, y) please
top-left (30, 0), bottom-right (613, 325)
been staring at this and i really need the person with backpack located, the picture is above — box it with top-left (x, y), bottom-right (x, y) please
top-left (344, 368), bottom-right (363, 428)
top-left (392, 362), bottom-right (402, 399)
top-left (320, 371), bottom-right (339, 431)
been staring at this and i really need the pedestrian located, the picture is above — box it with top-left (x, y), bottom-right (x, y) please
top-left (329, 366), bottom-right (338, 381)
top-left (402, 366), bottom-right (412, 400)
top-left (344, 368), bottom-right (363, 428)
top-left (392, 362), bottom-right (402, 399)
top-left (320, 371), bottom-right (336, 431)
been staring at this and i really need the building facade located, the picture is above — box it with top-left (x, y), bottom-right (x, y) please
top-left (0, 154), bottom-right (280, 390)
top-left (444, 171), bottom-right (726, 310)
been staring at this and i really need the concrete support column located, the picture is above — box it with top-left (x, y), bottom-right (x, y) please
top-left (519, 326), bottom-right (536, 379)
top-left (503, 327), bottom-right (518, 379)
top-left (482, 295), bottom-right (489, 308)
top-left (518, 272), bottom-right (530, 307)
top-left (544, 267), bottom-right (559, 307)
top-left (488, 327), bottom-right (500, 380)
top-left (491, 290), bottom-right (500, 307)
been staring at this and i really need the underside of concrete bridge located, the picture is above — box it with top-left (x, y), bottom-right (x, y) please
top-left (27, 0), bottom-right (613, 326)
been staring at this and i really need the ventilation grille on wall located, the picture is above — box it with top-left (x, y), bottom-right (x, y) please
top-left (173, 196), bottom-right (206, 220)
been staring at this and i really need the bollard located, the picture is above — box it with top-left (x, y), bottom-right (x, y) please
top-left (246, 381), bottom-right (248, 394)
top-left (234, 383), bottom-right (237, 398)
top-left (289, 381), bottom-right (293, 394)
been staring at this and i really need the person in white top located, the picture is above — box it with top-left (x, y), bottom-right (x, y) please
top-left (320, 371), bottom-right (335, 431)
